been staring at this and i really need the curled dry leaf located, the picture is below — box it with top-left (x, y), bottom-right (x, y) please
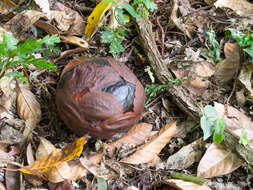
top-left (160, 179), bottom-right (211, 190)
top-left (4, 10), bottom-right (46, 40)
top-left (50, 2), bottom-right (85, 35)
top-left (106, 123), bottom-right (153, 157)
top-left (24, 143), bottom-right (43, 186)
top-left (34, 20), bottom-right (59, 35)
top-left (214, 102), bottom-right (253, 146)
top-left (215, 0), bottom-right (253, 17)
top-left (214, 43), bottom-right (240, 83)
top-left (165, 138), bottom-right (205, 170)
top-left (197, 143), bottom-right (244, 178)
top-left (121, 122), bottom-right (176, 165)
top-left (16, 82), bottom-right (41, 140)
top-left (20, 137), bottom-right (86, 183)
top-left (61, 36), bottom-right (89, 49)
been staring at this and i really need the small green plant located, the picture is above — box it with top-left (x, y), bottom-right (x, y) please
top-left (101, 28), bottom-right (127, 57)
top-left (226, 29), bottom-right (253, 59)
top-left (99, 0), bottom-right (156, 56)
top-left (145, 77), bottom-right (184, 105)
top-left (200, 105), bottom-right (225, 144)
top-left (0, 32), bottom-right (60, 85)
top-left (206, 29), bottom-right (221, 62)
top-left (132, 0), bottom-right (157, 17)
top-left (239, 130), bottom-right (250, 146)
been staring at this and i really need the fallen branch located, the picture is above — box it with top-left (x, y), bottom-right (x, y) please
top-left (135, 17), bottom-right (253, 165)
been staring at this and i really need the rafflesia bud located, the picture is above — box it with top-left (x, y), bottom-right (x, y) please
top-left (56, 57), bottom-right (145, 139)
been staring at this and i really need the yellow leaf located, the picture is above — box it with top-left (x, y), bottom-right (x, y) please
top-left (19, 136), bottom-right (87, 175)
top-left (85, 0), bottom-right (112, 38)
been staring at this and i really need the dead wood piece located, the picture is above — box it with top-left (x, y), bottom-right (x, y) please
top-left (135, 17), bottom-right (253, 165)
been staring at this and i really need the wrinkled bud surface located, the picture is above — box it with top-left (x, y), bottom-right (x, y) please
top-left (56, 57), bottom-right (145, 139)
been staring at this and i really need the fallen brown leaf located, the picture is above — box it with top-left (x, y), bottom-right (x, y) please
top-left (5, 165), bottom-right (20, 190)
top-left (160, 179), bottom-right (211, 190)
top-left (106, 123), bottom-right (153, 157)
top-left (61, 36), bottom-right (89, 49)
top-left (165, 138), bottom-right (205, 170)
top-left (214, 43), bottom-right (240, 82)
top-left (16, 82), bottom-right (41, 140)
top-left (215, 0), bottom-right (253, 17)
top-left (121, 122), bottom-right (176, 164)
top-left (197, 143), bottom-right (244, 178)
top-left (48, 180), bottom-right (74, 190)
top-left (214, 102), bottom-right (253, 146)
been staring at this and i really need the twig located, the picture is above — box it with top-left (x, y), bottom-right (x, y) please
top-left (225, 75), bottom-right (238, 116)
top-left (156, 16), bottom-right (165, 57)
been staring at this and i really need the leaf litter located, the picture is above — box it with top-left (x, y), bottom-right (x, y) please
top-left (1, 0), bottom-right (253, 189)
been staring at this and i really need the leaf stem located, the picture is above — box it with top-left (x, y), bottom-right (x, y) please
top-left (172, 172), bottom-right (208, 185)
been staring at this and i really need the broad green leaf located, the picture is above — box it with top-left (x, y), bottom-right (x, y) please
top-left (0, 32), bottom-right (18, 57)
top-left (203, 105), bottom-right (217, 122)
top-left (120, 3), bottom-right (140, 18)
top-left (200, 116), bottom-right (214, 140)
top-left (227, 29), bottom-right (253, 47)
top-left (213, 118), bottom-right (225, 144)
top-left (97, 177), bottom-right (107, 190)
top-left (85, 0), bottom-right (112, 38)
top-left (40, 34), bottom-right (60, 45)
top-left (143, 0), bottom-right (157, 11)
top-left (239, 130), bottom-right (250, 146)
top-left (244, 46), bottom-right (253, 57)
top-left (115, 7), bottom-right (126, 24)
top-left (26, 57), bottom-right (56, 70)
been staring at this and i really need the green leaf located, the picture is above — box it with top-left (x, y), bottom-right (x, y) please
top-left (203, 105), bottom-right (218, 122)
top-left (16, 39), bottom-right (42, 56)
top-left (96, 177), bottom-right (107, 190)
top-left (213, 118), bottom-right (225, 144)
top-left (227, 29), bottom-right (253, 47)
top-left (120, 3), bottom-right (140, 18)
top-left (0, 32), bottom-right (18, 57)
top-left (143, 0), bottom-right (157, 11)
top-left (239, 130), bottom-right (250, 146)
top-left (101, 30), bottom-right (124, 57)
top-left (206, 29), bottom-right (221, 62)
top-left (144, 84), bottom-right (167, 105)
top-left (40, 34), bottom-right (60, 46)
top-left (200, 116), bottom-right (214, 140)
top-left (8, 71), bottom-right (29, 85)
top-left (26, 57), bottom-right (56, 70)
top-left (101, 30), bottom-right (115, 43)
top-left (115, 8), bottom-right (126, 24)
top-left (244, 46), bottom-right (253, 57)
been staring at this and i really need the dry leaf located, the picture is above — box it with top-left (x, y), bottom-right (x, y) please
top-left (20, 137), bottom-right (86, 178)
top-left (4, 10), bottom-right (46, 40)
top-left (214, 102), bottom-right (253, 146)
top-left (0, 182), bottom-right (6, 190)
top-left (80, 153), bottom-right (117, 180)
top-left (161, 179), bottom-right (211, 190)
top-left (48, 180), bottom-right (74, 190)
top-left (61, 36), bottom-right (89, 49)
top-left (35, 137), bottom-right (72, 183)
top-left (215, 0), bottom-right (253, 17)
top-left (16, 82), bottom-right (41, 140)
top-left (121, 122), bottom-right (176, 164)
top-left (5, 165), bottom-right (20, 190)
top-left (238, 63), bottom-right (253, 96)
top-left (34, 20), bottom-right (59, 35)
top-left (50, 2), bottom-right (85, 35)
top-left (165, 138), bottom-right (205, 170)
top-left (214, 43), bottom-right (240, 83)
top-left (24, 143), bottom-right (43, 186)
top-left (172, 61), bottom-right (215, 96)
top-left (106, 123), bottom-right (153, 157)
top-left (197, 143), bottom-right (244, 178)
